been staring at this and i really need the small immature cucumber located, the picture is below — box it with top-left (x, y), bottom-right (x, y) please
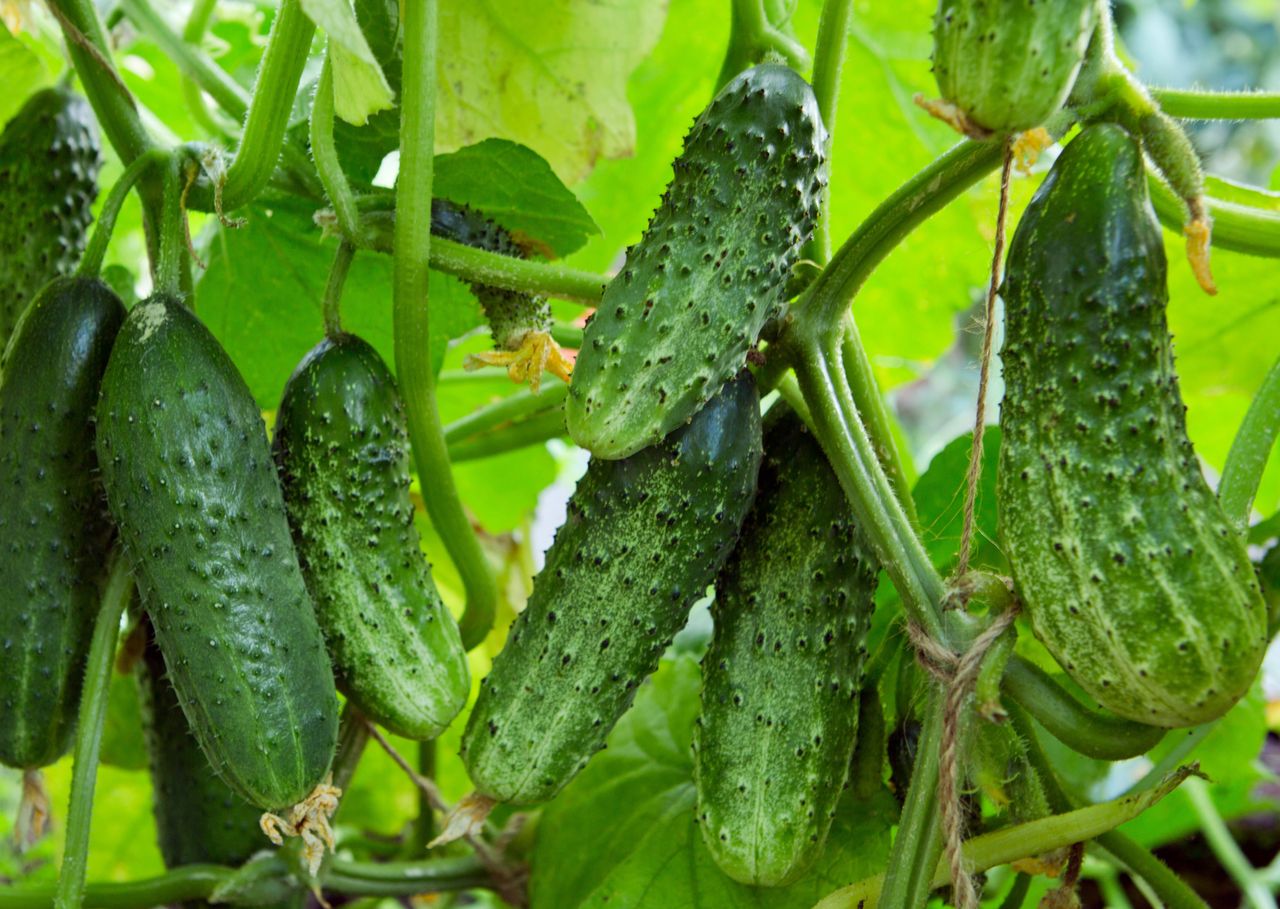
top-left (0, 277), bottom-right (124, 770)
top-left (998, 124), bottom-right (1267, 727)
top-left (694, 411), bottom-right (878, 887)
top-left (931, 0), bottom-right (1096, 136)
top-left (136, 622), bottom-right (265, 869)
top-left (567, 65), bottom-right (825, 460)
top-left (461, 373), bottom-right (764, 805)
top-left (97, 295), bottom-right (338, 809)
top-left (0, 88), bottom-right (101, 347)
top-left (273, 334), bottom-right (469, 740)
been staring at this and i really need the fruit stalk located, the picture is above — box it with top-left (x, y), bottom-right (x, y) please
top-left (311, 56), bottom-right (362, 243)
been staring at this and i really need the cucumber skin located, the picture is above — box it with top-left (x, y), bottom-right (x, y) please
top-left (0, 277), bottom-right (123, 769)
top-left (566, 64), bottom-right (825, 460)
top-left (998, 124), bottom-right (1267, 728)
top-left (694, 412), bottom-right (877, 887)
top-left (273, 335), bottom-right (469, 740)
top-left (0, 88), bottom-right (100, 348)
top-left (933, 0), bottom-right (1096, 134)
top-left (96, 296), bottom-right (338, 809)
top-left (462, 373), bottom-right (764, 805)
top-left (137, 628), bottom-right (265, 870)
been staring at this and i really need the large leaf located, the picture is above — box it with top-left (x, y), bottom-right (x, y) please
top-left (910, 426), bottom-right (1005, 576)
top-left (300, 0), bottom-right (394, 125)
top-left (531, 656), bottom-right (897, 909)
top-left (435, 0), bottom-right (667, 184)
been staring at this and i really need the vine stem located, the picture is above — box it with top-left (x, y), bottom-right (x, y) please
top-left (154, 154), bottom-right (184, 296)
top-left (322, 241), bottom-right (356, 338)
top-left (395, 0), bottom-right (499, 649)
top-left (52, 556), bottom-right (134, 909)
top-left (1184, 777), bottom-right (1278, 909)
top-left (311, 55), bottom-right (363, 243)
top-left (444, 383), bottom-right (568, 443)
top-left (177, 0), bottom-right (226, 135)
top-left (1219, 355), bottom-right (1280, 533)
top-left (76, 149), bottom-right (167, 278)
top-left (1151, 87), bottom-right (1280, 121)
top-left (803, 0), bottom-right (854, 265)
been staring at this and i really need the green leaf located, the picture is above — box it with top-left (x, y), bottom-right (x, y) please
top-left (531, 656), bottom-right (896, 909)
top-left (435, 139), bottom-right (600, 258)
top-left (0, 26), bottom-right (49, 127)
top-left (436, 0), bottom-right (667, 184)
top-left (98, 672), bottom-right (147, 772)
top-left (300, 0), bottom-right (395, 125)
top-left (195, 197), bottom-right (481, 408)
top-left (911, 426), bottom-right (1005, 575)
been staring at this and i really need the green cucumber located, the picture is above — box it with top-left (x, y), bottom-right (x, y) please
top-left (96, 295), bottom-right (338, 809)
top-left (0, 88), bottom-right (101, 347)
top-left (0, 277), bottom-right (124, 770)
top-left (693, 411), bottom-right (878, 887)
top-left (461, 372), bottom-right (764, 805)
top-left (273, 334), bottom-right (469, 740)
top-left (930, 0), bottom-right (1096, 136)
top-left (998, 123), bottom-right (1267, 727)
top-left (136, 621), bottom-right (266, 869)
top-left (566, 64), bottom-right (825, 460)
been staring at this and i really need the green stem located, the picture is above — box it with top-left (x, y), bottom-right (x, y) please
top-left (1185, 777), bottom-right (1276, 909)
top-left (876, 690), bottom-right (943, 909)
top-left (803, 0), bottom-right (854, 265)
top-left (153, 154), bottom-right (184, 297)
top-left (395, 0), bottom-right (497, 651)
top-left (443, 383), bottom-right (568, 444)
top-left (53, 556), bottom-right (134, 909)
top-left (841, 326), bottom-right (916, 524)
top-left (550, 322), bottom-right (584, 348)
top-left (322, 241), bottom-right (356, 339)
top-left (1002, 656), bottom-right (1165, 761)
top-left (1124, 722), bottom-right (1216, 796)
top-left (447, 409), bottom-right (567, 462)
top-left (217, 0), bottom-right (316, 212)
top-left (406, 741), bottom-right (437, 857)
top-left (1219, 355), bottom-right (1280, 532)
top-left (311, 56), bottom-right (363, 242)
top-left (331, 703), bottom-right (370, 795)
top-left (178, 0), bottom-right (224, 135)
top-left (77, 150), bottom-right (167, 278)
top-left (1151, 88), bottom-right (1280, 121)
top-left (1148, 176), bottom-right (1280, 258)
top-left (323, 856), bottom-right (490, 896)
top-left (995, 873), bottom-right (1031, 909)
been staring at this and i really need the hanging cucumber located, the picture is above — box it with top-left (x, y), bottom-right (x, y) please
top-left (566, 64), bottom-right (825, 460)
top-left (96, 295), bottom-right (339, 810)
top-left (693, 410), bottom-right (878, 887)
top-left (0, 88), bottom-right (101, 347)
top-left (923, 0), bottom-right (1096, 139)
top-left (461, 373), bottom-right (763, 806)
top-left (273, 334), bottom-right (469, 740)
top-left (0, 277), bottom-right (124, 771)
top-left (997, 123), bottom-right (1267, 728)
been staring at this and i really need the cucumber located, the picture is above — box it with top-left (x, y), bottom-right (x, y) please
top-left (566, 64), bottom-right (825, 460)
top-left (273, 334), bottom-right (469, 740)
top-left (461, 372), bottom-right (764, 805)
top-left (96, 295), bottom-right (339, 809)
top-left (693, 411), bottom-right (878, 887)
top-left (997, 123), bottom-right (1267, 727)
top-left (931, 0), bottom-right (1096, 137)
top-left (0, 277), bottom-right (124, 770)
top-left (0, 88), bottom-right (101, 347)
top-left (136, 621), bottom-right (266, 869)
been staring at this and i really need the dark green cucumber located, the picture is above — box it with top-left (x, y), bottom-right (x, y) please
top-left (430, 199), bottom-right (551, 351)
top-left (998, 123), bottom-right (1267, 727)
top-left (566, 64), bottom-right (825, 459)
top-left (136, 622), bottom-right (265, 869)
top-left (931, 0), bottom-right (1096, 136)
top-left (0, 88), bottom-right (100, 347)
top-left (96, 295), bottom-right (338, 809)
top-left (461, 373), bottom-right (763, 805)
top-left (273, 334), bottom-right (469, 740)
top-left (0, 277), bottom-right (124, 770)
top-left (694, 411), bottom-right (878, 887)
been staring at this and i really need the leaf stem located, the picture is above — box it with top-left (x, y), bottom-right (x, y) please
top-left (311, 56), bottom-right (363, 243)
top-left (1219, 355), bottom-right (1280, 533)
top-left (395, 0), bottom-right (498, 650)
top-left (77, 149), bottom-right (167, 278)
top-left (322, 241), bottom-right (355, 339)
top-left (53, 556), bottom-right (133, 909)
top-left (1150, 88), bottom-right (1280, 121)
top-left (803, 0), bottom-right (854, 264)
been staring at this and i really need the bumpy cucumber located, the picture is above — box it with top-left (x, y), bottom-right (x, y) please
top-left (0, 88), bottom-right (100, 347)
top-left (137, 623), bottom-right (265, 869)
top-left (430, 199), bottom-right (551, 351)
top-left (566, 64), bottom-right (825, 459)
top-left (96, 295), bottom-right (338, 809)
top-left (273, 334), bottom-right (469, 740)
top-left (931, 0), bottom-right (1096, 136)
top-left (461, 373), bottom-right (763, 805)
top-left (0, 277), bottom-right (124, 770)
top-left (998, 124), bottom-right (1267, 727)
top-left (693, 411), bottom-right (877, 887)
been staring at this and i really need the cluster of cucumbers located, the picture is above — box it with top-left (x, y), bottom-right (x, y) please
top-left (0, 0), bottom-right (1271, 898)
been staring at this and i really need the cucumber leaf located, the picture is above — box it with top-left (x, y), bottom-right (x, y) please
top-left (300, 0), bottom-right (395, 125)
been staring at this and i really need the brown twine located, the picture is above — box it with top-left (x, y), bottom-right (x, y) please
top-left (179, 160), bottom-right (208, 270)
top-left (907, 603), bottom-right (1020, 909)
top-left (955, 138), bottom-right (1015, 579)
